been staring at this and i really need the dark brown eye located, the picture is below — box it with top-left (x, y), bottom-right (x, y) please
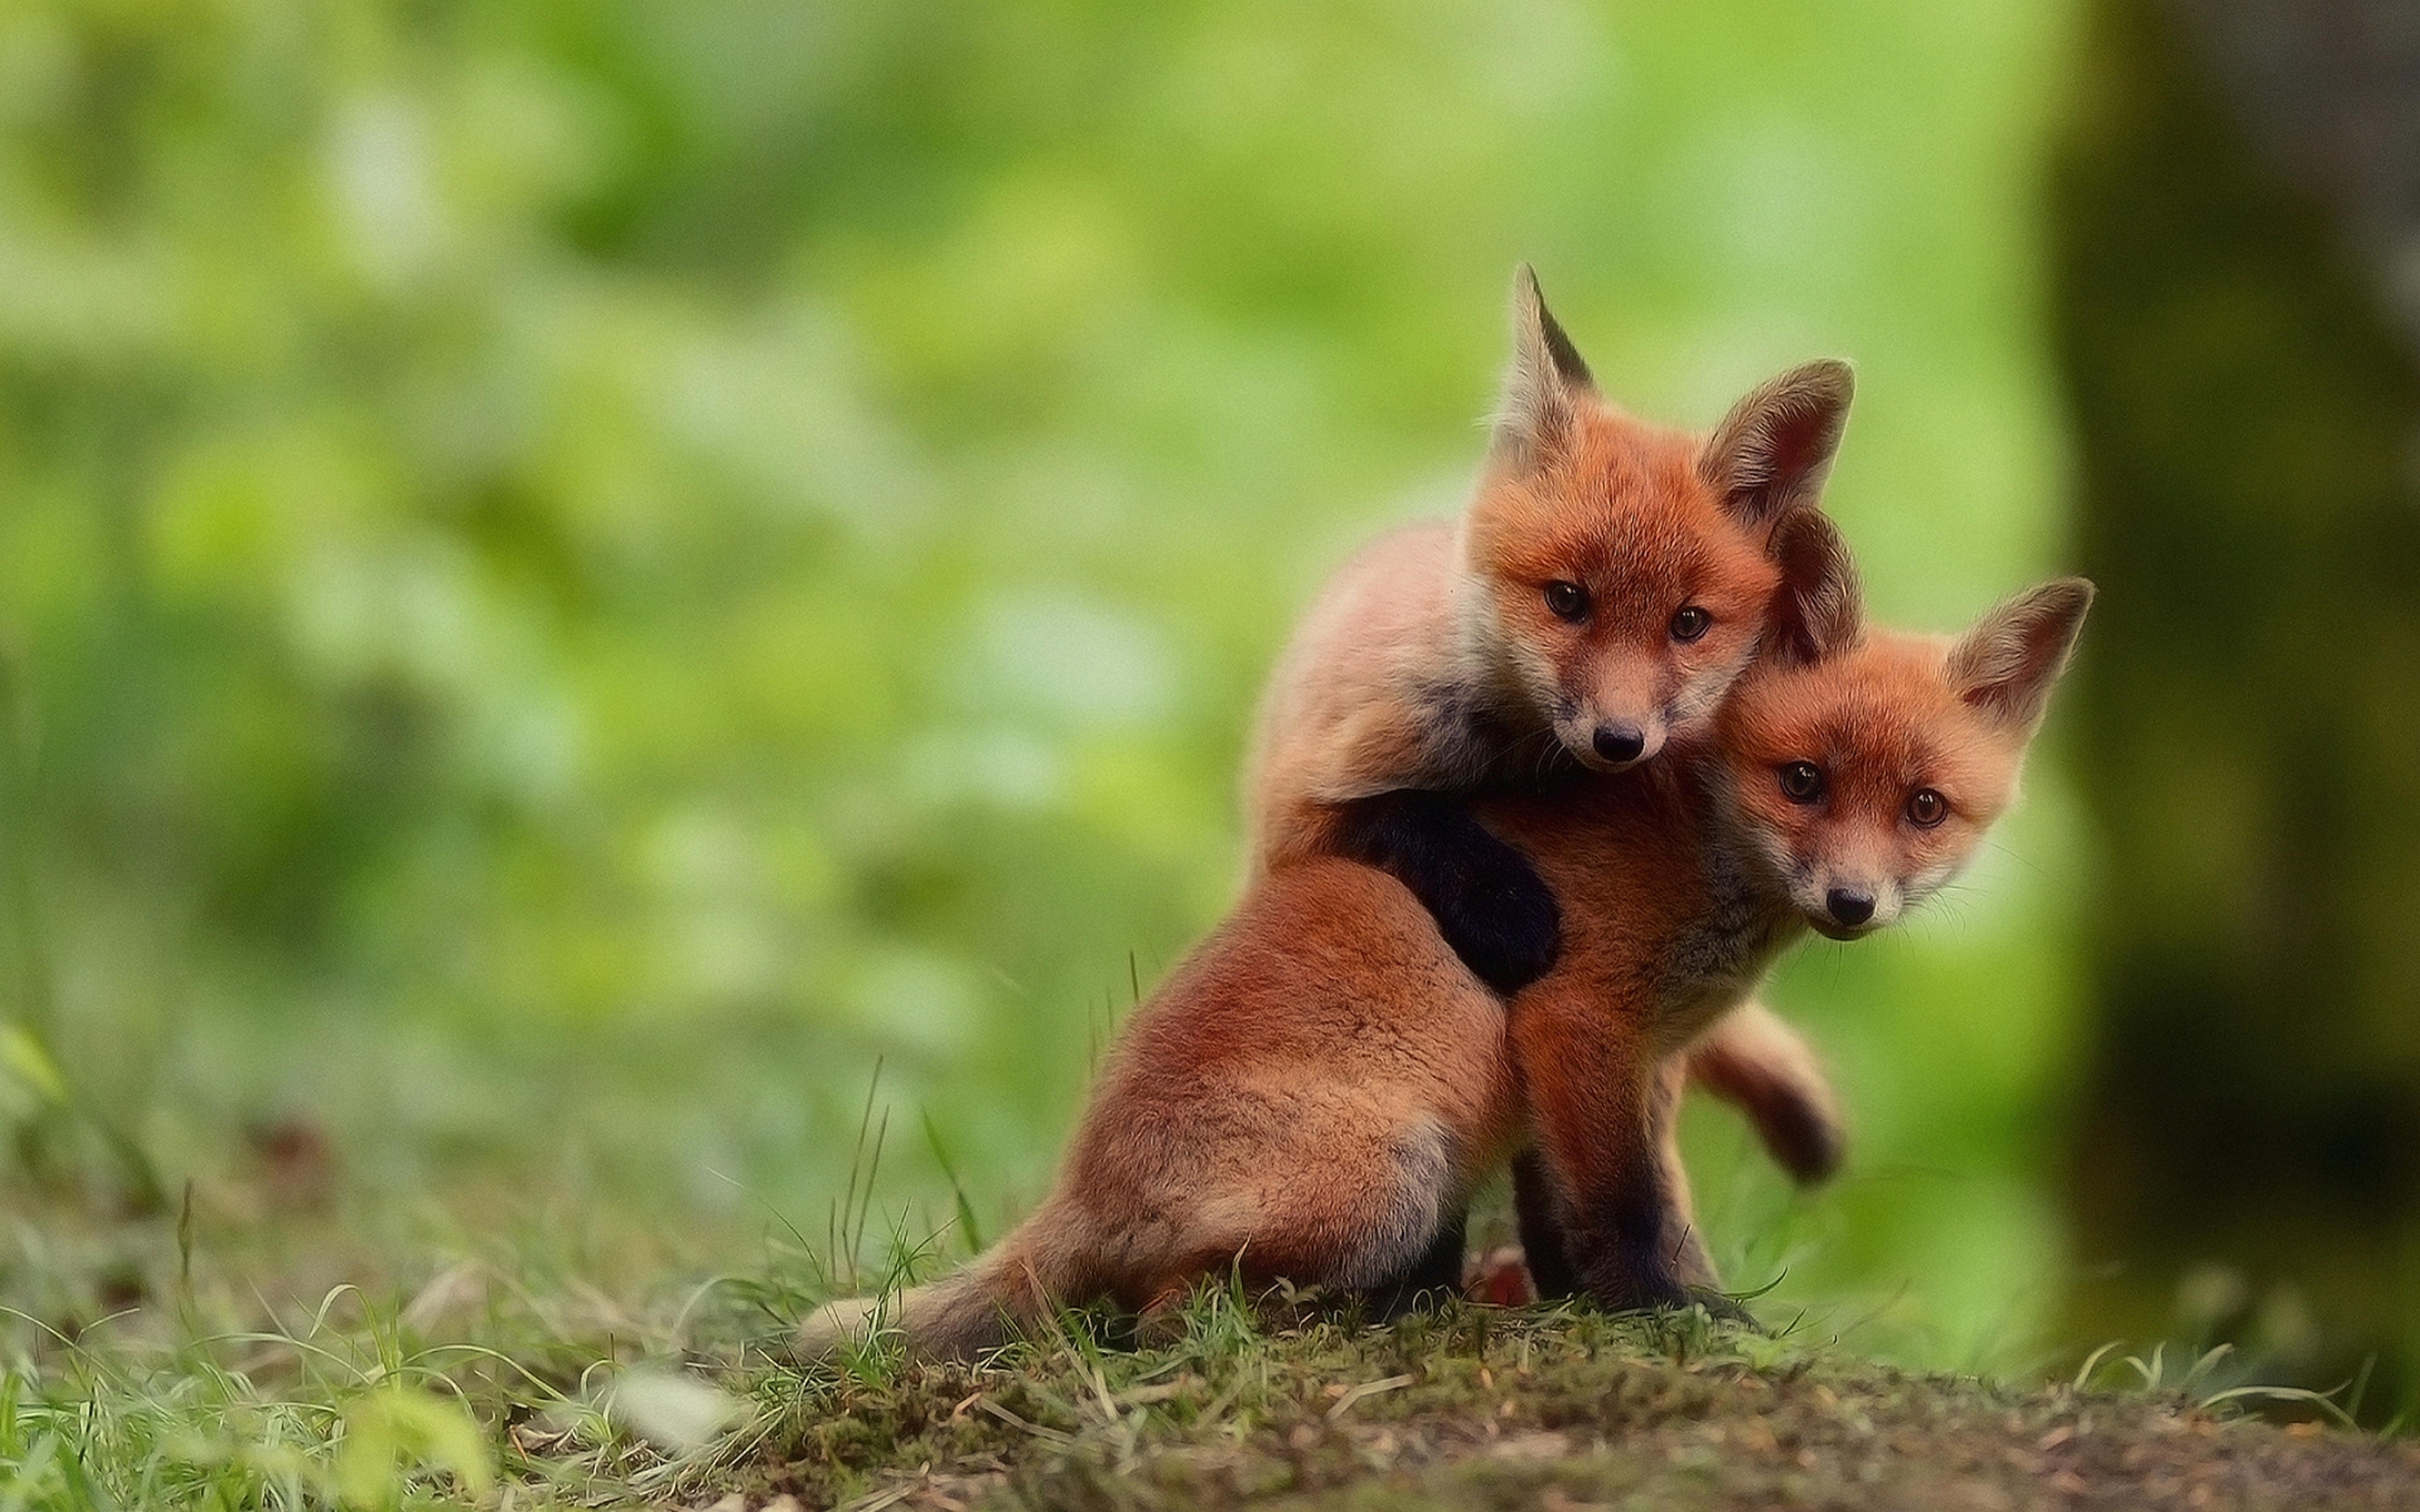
top-left (1780, 762), bottom-right (1823, 803)
top-left (1907, 788), bottom-right (1947, 827)
top-left (1669, 605), bottom-right (1710, 642)
top-left (1543, 580), bottom-right (1589, 621)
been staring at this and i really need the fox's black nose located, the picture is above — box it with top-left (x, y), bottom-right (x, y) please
top-left (1593, 724), bottom-right (1646, 764)
top-left (1825, 888), bottom-right (1876, 927)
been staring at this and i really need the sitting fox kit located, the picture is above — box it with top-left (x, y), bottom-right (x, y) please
top-left (799, 510), bottom-right (2093, 1359)
top-left (1248, 266), bottom-right (1858, 1195)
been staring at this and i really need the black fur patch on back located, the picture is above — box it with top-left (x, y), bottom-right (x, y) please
top-left (1330, 791), bottom-right (1562, 994)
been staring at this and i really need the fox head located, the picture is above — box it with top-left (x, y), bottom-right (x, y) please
top-left (1458, 264), bottom-right (1854, 774)
top-left (1717, 508), bottom-right (2095, 941)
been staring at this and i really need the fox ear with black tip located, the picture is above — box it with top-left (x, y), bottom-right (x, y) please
top-left (1700, 359), bottom-right (1855, 530)
top-left (1765, 507), bottom-right (1864, 667)
top-left (1946, 578), bottom-right (2095, 735)
top-left (1487, 263), bottom-right (1598, 476)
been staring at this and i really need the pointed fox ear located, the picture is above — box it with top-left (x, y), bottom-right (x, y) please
top-left (1487, 263), bottom-right (1596, 474)
top-left (1946, 578), bottom-right (2095, 732)
top-left (1698, 359), bottom-right (1854, 529)
top-left (1765, 507), bottom-right (1863, 666)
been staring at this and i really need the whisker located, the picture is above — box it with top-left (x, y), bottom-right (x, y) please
top-left (1985, 839), bottom-right (2051, 880)
top-left (1514, 723), bottom-right (1565, 785)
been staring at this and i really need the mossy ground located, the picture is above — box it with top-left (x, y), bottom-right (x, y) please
top-left (739, 1296), bottom-right (2420, 1512)
top-left (6, 1189), bottom-right (2416, 1510)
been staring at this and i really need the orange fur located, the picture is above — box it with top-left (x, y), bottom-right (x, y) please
top-left (1482, 554), bottom-right (2090, 1303)
top-left (1241, 267), bottom-right (1858, 1185)
top-left (1243, 266), bottom-right (1852, 869)
top-left (800, 525), bottom-right (2093, 1358)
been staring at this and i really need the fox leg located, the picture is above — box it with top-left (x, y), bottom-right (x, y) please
top-left (1509, 988), bottom-right (1689, 1310)
top-left (1686, 1002), bottom-right (1845, 1185)
top-left (1514, 1057), bottom-right (1724, 1303)
top-left (1276, 1115), bottom-right (1462, 1295)
top-left (1328, 791), bottom-right (1562, 994)
top-left (1650, 1055), bottom-right (1732, 1302)
top-left (1361, 1208), bottom-right (1468, 1321)
top-left (1129, 1108), bottom-right (1463, 1317)
top-left (1511, 1148), bottom-right (1578, 1299)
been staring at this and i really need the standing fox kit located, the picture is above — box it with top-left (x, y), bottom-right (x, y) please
top-left (1511, 538), bottom-right (2093, 1309)
top-left (801, 515), bottom-right (2093, 1358)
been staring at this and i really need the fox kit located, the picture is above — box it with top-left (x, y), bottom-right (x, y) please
top-left (800, 514), bottom-right (2092, 1356)
top-left (1251, 267), bottom-right (1856, 1188)
top-left (1504, 537), bottom-right (2093, 1306)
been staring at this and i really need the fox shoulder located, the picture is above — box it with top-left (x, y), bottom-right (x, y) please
top-left (1243, 521), bottom-right (1487, 858)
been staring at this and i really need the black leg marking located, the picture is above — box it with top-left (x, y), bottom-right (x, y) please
top-left (1512, 1149), bottom-right (1579, 1300)
top-left (1331, 791), bottom-right (1561, 993)
top-left (1523, 1143), bottom-right (1692, 1313)
top-left (1362, 1211), bottom-right (1468, 1322)
top-left (1567, 1165), bottom-right (1691, 1312)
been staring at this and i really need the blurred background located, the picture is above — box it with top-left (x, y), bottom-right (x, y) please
top-left (0, 0), bottom-right (2413, 1419)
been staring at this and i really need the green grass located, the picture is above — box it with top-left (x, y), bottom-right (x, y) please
top-left (6, 1184), bottom-right (2417, 1511)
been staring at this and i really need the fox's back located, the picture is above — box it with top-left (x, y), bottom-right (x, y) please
top-left (1478, 761), bottom-right (1795, 1049)
top-left (1243, 521), bottom-right (1471, 858)
top-left (1066, 857), bottom-right (1523, 1200)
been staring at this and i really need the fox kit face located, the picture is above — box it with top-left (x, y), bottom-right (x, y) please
top-left (1717, 515), bottom-right (2094, 940)
top-left (1466, 421), bottom-right (1778, 772)
top-left (1460, 267), bottom-right (1853, 774)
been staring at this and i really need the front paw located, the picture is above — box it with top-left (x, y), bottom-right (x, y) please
top-left (1441, 850), bottom-right (1562, 992)
top-left (1577, 1249), bottom-right (1691, 1314)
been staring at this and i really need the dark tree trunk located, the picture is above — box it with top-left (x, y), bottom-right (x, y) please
top-left (2053, 0), bottom-right (2420, 1416)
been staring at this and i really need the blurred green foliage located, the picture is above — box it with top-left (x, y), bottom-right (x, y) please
top-left (0, 1), bottom-right (2082, 1368)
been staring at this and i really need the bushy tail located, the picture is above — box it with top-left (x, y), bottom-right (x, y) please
top-left (1686, 1001), bottom-right (1845, 1185)
top-left (796, 1217), bottom-right (1064, 1363)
